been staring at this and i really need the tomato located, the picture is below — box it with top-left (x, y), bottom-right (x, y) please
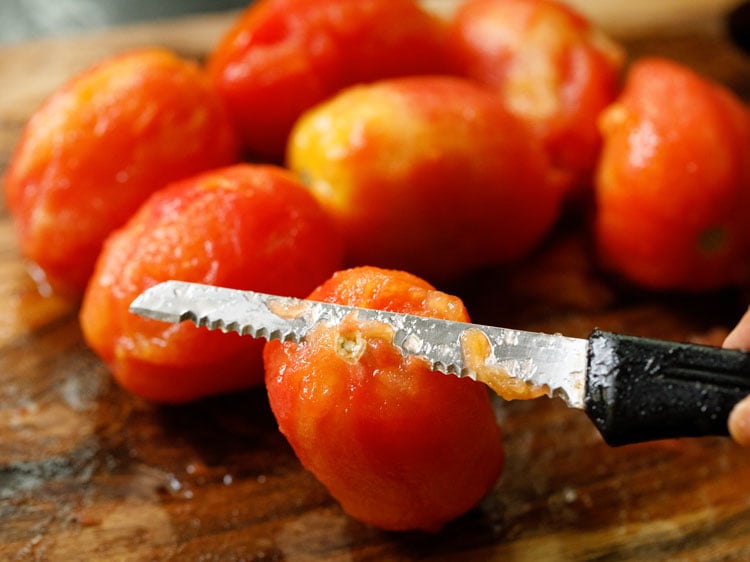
top-left (595, 57), bottom-right (750, 291)
top-left (80, 164), bottom-right (344, 403)
top-left (447, 0), bottom-right (624, 193)
top-left (264, 266), bottom-right (504, 531)
top-left (3, 48), bottom-right (240, 297)
top-left (287, 75), bottom-right (562, 283)
top-left (207, 0), bottom-right (451, 160)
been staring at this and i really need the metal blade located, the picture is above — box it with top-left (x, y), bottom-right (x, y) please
top-left (129, 280), bottom-right (588, 408)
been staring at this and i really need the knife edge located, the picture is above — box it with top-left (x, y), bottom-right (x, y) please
top-left (129, 281), bottom-right (589, 407)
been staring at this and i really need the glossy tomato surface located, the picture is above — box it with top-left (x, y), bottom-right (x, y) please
top-left (80, 164), bottom-right (344, 403)
top-left (595, 57), bottom-right (750, 291)
top-left (448, 0), bottom-right (624, 193)
top-left (264, 266), bottom-right (504, 531)
top-left (3, 48), bottom-right (240, 297)
top-left (287, 75), bottom-right (563, 283)
top-left (207, 0), bottom-right (451, 160)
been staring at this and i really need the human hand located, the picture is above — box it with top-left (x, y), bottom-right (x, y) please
top-left (724, 307), bottom-right (750, 445)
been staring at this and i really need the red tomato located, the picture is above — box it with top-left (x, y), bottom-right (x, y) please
top-left (264, 266), bottom-right (504, 531)
top-left (287, 75), bottom-right (563, 283)
top-left (595, 57), bottom-right (750, 290)
top-left (80, 164), bottom-right (344, 403)
top-left (3, 48), bottom-right (240, 297)
top-left (448, 0), bottom-right (624, 193)
top-left (207, 0), bottom-right (451, 160)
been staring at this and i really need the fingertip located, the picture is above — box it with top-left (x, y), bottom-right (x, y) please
top-left (723, 306), bottom-right (750, 350)
top-left (729, 395), bottom-right (750, 446)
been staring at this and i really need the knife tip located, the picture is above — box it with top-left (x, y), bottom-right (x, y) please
top-left (128, 282), bottom-right (184, 322)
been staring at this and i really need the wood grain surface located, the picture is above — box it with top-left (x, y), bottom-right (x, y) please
top-left (3, 4), bottom-right (750, 561)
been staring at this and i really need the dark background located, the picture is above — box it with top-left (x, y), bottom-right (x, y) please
top-left (0, 0), bottom-right (251, 44)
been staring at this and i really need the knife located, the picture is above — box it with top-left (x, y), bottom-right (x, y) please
top-left (129, 280), bottom-right (750, 446)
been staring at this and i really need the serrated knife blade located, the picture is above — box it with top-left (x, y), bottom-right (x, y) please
top-left (130, 280), bottom-right (750, 446)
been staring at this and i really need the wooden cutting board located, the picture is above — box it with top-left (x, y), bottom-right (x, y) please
top-left (3, 3), bottom-right (750, 560)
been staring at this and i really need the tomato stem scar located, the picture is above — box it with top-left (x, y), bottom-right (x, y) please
top-left (698, 225), bottom-right (727, 254)
top-left (336, 330), bottom-right (366, 364)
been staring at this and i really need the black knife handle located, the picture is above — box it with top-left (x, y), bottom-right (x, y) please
top-left (584, 329), bottom-right (750, 446)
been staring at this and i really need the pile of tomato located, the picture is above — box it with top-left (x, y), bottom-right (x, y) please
top-left (4, 0), bottom-right (750, 532)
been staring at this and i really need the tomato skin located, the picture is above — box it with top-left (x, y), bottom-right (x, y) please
top-left (207, 0), bottom-right (451, 160)
top-left (287, 75), bottom-right (562, 283)
top-left (3, 48), bottom-right (240, 297)
top-left (264, 266), bottom-right (504, 532)
top-left (595, 57), bottom-right (750, 291)
top-left (447, 0), bottom-right (624, 193)
top-left (80, 164), bottom-right (344, 403)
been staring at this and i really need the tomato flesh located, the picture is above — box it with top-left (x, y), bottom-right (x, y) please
top-left (595, 57), bottom-right (750, 290)
top-left (264, 266), bottom-right (504, 531)
top-left (4, 48), bottom-right (240, 296)
top-left (80, 164), bottom-right (344, 403)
